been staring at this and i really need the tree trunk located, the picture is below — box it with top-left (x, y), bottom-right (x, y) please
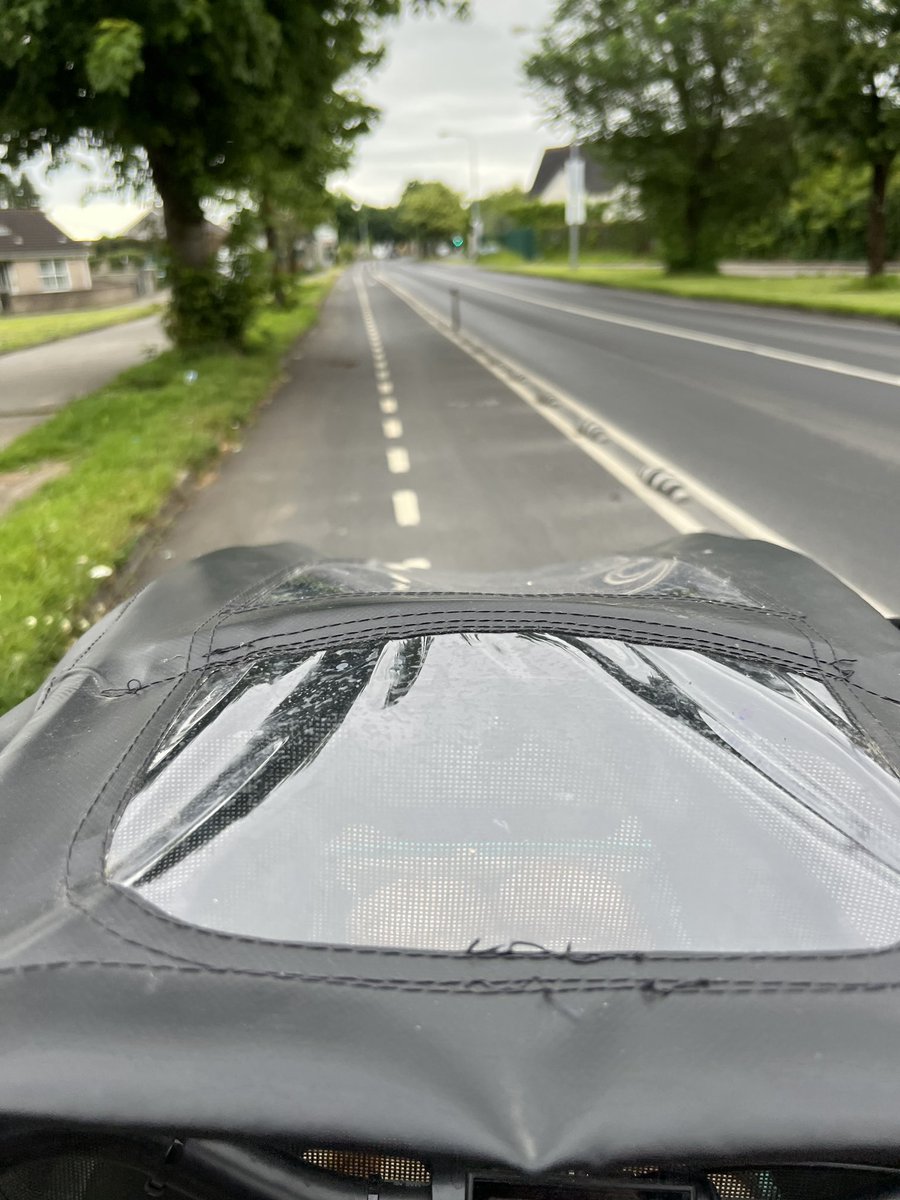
top-left (867, 159), bottom-right (890, 278)
top-left (146, 146), bottom-right (235, 347)
top-left (148, 150), bottom-right (212, 272)
top-left (265, 222), bottom-right (286, 308)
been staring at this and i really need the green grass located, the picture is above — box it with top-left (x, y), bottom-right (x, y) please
top-left (0, 273), bottom-right (336, 714)
top-left (479, 249), bottom-right (652, 270)
top-left (479, 259), bottom-right (900, 320)
top-left (0, 301), bottom-right (164, 355)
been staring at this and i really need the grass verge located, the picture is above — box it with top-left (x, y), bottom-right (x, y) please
top-left (478, 258), bottom-right (900, 321)
top-left (0, 273), bottom-right (336, 714)
top-left (0, 301), bottom-right (164, 355)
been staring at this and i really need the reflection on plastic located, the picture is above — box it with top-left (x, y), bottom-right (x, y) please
top-left (256, 554), bottom-right (761, 606)
top-left (107, 633), bottom-right (900, 953)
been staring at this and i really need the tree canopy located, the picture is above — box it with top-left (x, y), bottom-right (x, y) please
top-left (398, 181), bottom-right (466, 250)
top-left (526, 0), bottom-right (791, 272)
top-left (0, 169), bottom-right (39, 210)
top-left (769, 0), bottom-right (900, 275)
top-left (0, 1), bottom-right (462, 343)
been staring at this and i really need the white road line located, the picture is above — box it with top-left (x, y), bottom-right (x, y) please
top-left (392, 489), bottom-right (421, 526)
top-left (382, 417), bottom-right (404, 439)
top-left (387, 446), bottom-right (411, 474)
top-left (380, 397), bottom-right (398, 414)
top-left (415, 269), bottom-right (900, 391)
top-left (377, 380), bottom-right (394, 396)
top-left (377, 269), bottom-right (894, 615)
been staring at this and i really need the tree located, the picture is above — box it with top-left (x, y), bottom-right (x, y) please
top-left (0, 169), bottom-right (40, 209)
top-left (526, 0), bottom-right (791, 272)
top-left (398, 181), bottom-right (465, 253)
top-left (0, 2), bottom-right (461, 345)
top-left (769, 0), bottom-right (900, 276)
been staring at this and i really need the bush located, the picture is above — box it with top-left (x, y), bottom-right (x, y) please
top-left (165, 245), bottom-right (268, 348)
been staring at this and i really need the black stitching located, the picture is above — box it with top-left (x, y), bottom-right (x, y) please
top-left (3, 959), bottom-right (900, 994)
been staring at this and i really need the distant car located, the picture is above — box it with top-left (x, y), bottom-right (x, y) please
top-left (3, 535), bottom-right (900, 1200)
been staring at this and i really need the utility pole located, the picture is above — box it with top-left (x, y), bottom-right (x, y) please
top-left (566, 142), bottom-right (586, 271)
top-left (439, 130), bottom-right (482, 260)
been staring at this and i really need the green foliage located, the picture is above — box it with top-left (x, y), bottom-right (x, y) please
top-left (0, 167), bottom-right (39, 209)
top-left (768, 0), bottom-right (900, 274)
top-left (85, 18), bottom-right (144, 96)
top-left (526, 0), bottom-right (790, 272)
top-left (0, 1), bottom-right (458, 346)
top-left (165, 244), bottom-right (268, 349)
top-left (398, 180), bottom-right (465, 249)
top-left (0, 275), bottom-right (336, 714)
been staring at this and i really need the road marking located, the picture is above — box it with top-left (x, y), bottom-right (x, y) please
top-left (377, 269), bottom-right (894, 615)
top-left (392, 489), bottom-right (421, 526)
top-left (382, 417), bottom-right (404, 439)
top-left (414, 268), bottom-right (900, 392)
top-left (378, 380), bottom-right (394, 396)
top-left (380, 397), bottom-right (398, 414)
top-left (387, 446), bottom-right (410, 474)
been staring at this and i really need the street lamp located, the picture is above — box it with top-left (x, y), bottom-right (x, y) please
top-left (439, 129), bottom-right (482, 260)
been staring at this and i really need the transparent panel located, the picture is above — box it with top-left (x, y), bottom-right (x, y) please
top-left (256, 555), bottom-right (761, 606)
top-left (107, 633), bottom-right (900, 952)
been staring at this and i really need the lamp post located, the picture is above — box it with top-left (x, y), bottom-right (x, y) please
top-left (439, 129), bottom-right (482, 260)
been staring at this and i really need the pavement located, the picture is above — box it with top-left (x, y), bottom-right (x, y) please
top-left (128, 263), bottom-right (900, 615)
top-left (0, 314), bottom-right (168, 450)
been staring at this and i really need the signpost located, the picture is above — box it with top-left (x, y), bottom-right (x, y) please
top-left (566, 143), bottom-right (586, 270)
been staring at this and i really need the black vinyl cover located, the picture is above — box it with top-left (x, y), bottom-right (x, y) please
top-left (3, 535), bottom-right (900, 1170)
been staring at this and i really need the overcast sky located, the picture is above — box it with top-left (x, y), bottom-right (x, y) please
top-left (36, 0), bottom-right (559, 238)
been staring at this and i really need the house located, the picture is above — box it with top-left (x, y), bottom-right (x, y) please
top-left (0, 210), bottom-right (94, 314)
top-left (118, 206), bottom-right (228, 252)
top-left (528, 146), bottom-right (618, 205)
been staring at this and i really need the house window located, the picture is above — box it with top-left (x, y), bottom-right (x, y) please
top-left (39, 259), bottom-right (71, 292)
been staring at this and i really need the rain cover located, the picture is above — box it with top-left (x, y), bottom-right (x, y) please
top-left (4, 535), bottom-right (900, 1170)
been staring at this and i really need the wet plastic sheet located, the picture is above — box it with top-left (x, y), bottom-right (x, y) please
top-left (107, 633), bottom-right (900, 953)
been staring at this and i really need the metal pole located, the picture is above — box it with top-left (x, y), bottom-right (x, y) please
top-left (569, 222), bottom-right (579, 271)
top-left (469, 138), bottom-right (481, 262)
top-left (450, 287), bottom-right (460, 332)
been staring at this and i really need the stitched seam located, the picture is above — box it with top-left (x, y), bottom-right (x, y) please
top-left (227, 594), bottom-right (795, 617)
top-left (1, 960), bottom-right (898, 993)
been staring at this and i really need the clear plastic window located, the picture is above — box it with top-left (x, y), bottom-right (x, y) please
top-left (107, 633), bottom-right (900, 953)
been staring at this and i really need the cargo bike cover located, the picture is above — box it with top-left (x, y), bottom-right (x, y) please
top-left (3, 535), bottom-right (900, 1173)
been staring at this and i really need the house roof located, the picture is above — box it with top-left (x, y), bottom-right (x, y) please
top-left (0, 209), bottom-right (90, 260)
top-left (119, 207), bottom-right (229, 245)
top-left (528, 146), bottom-right (615, 200)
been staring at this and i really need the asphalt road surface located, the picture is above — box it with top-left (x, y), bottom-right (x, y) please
top-left (135, 264), bottom-right (900, 614)
top-left (0, 314), bottom-right (167, 449)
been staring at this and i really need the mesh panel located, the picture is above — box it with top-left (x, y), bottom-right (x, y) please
top-left (301, 1149), bottom-right (431, 1185)
top-left (107, 633), bottom-right (900, 953)
top-left (0, 1158), bottom-right (147, 1200)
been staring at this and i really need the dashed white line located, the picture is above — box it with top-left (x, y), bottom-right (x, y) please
top-left (376, 269), bottom-right (893, 615)
top-left (386, 446), bottom-right (410, 474)
top-left (377, 380), bottom-right (394, 396)
top-left (392, 489), bottom-right (421, 526)
top-left (382, 417), bottom-right (404, 439)
top-left (380, 397), bottom-right (398, 414)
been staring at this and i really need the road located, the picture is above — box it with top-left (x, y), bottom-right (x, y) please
top-left (134, 264), bottom-right (900, 614)
top-left (0, 315), bottom-right (167, 449)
